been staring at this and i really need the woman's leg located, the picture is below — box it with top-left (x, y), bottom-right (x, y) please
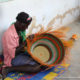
top-left (7, 64), bottom-right (41, 73)
top-left (2, 53), bottom-right (41, 79)
top-left (2, 64), bottom-right (41, 79)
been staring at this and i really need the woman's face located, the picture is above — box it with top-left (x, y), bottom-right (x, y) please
top-left (19, 23), bottom-right (29, 31)
top-left (16, 21), bottom-right (30, 31)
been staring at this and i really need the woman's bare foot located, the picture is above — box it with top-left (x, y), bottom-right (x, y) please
top-left (2, 67), bottom-right (9, 80)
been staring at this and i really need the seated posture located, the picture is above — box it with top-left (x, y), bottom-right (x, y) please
top-left (2, 12), bottom-right (47, 79)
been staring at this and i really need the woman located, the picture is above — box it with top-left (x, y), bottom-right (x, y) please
top-left (2, 12), bottom-right (47, 79)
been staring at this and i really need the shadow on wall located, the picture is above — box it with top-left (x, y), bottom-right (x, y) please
top-left (0, 6), bottom-right (3, 19)
top-left (0, 6), bottom-right (3, 53)
top-left (0, 30), bottom-right (6, 53)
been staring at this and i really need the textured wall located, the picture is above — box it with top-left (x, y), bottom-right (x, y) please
top-left (0, 0), bottom-right (80, 52)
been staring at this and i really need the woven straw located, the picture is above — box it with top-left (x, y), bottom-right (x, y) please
top-left (26, 33), bottom-right (65, 67)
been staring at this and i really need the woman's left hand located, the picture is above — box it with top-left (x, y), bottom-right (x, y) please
top-left (27, 34), bottom-right (34, 40)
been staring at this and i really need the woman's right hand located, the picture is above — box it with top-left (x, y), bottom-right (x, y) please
top-left (15, 40), bottom-right (27, 54)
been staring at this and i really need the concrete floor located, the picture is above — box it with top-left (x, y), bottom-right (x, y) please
top-left (56, 20), bottom-right (80, 80)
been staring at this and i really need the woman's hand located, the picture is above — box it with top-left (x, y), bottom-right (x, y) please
top-left (27, 34), bottom-right (34, 40)
top-left (15, 40), bottom-right (27, 55)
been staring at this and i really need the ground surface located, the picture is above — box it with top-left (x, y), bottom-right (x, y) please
top-left (56, 20), bottom-right (80, 80)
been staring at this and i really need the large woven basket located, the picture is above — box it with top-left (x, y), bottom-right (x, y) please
top-left (26, 33), bottom-right (65, 67)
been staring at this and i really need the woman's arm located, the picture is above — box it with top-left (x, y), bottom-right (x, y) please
top-left (15, 40), bottom-right (27, 55)
top-left (15, 34), bottom-right (34, 55)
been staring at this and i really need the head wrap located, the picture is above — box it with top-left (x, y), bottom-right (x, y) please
top-left (16, 12), bottom-right (32, 24)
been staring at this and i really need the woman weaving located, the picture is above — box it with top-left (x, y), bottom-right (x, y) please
top-left (2, 12), bottom-right (47, 79)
